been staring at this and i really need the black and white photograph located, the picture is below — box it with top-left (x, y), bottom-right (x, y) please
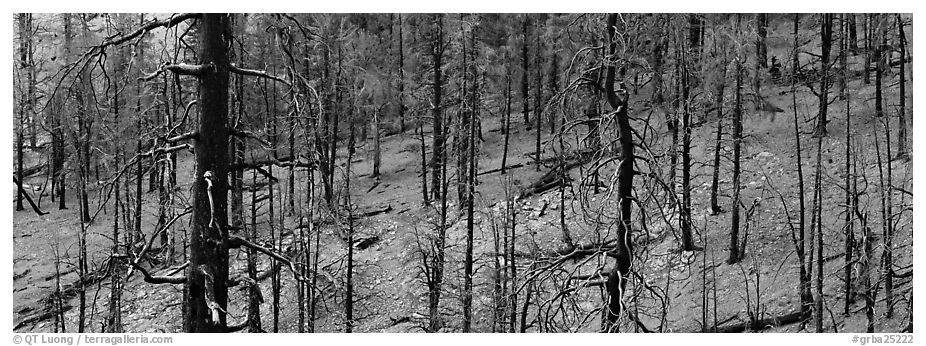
top-left (7, 7), bottom-right (916, 340)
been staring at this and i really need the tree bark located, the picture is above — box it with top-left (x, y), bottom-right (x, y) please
top-left (728, 15), bottom-right (744, 264)
top-left (756, 13), bottom-right (768, 68)
top-left (895, 15), bottom-right (907, 159)
top-left (182, 13), bottom-right (231, 333)
top-left (603, 13), bottom-right (635, 332)
top-left (429, 14), bottom-right (445, 202)
top-left (812, 14), bottom-right (832, 138)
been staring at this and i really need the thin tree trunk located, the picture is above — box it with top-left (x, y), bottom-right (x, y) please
top-left (756, 13), bottom-right (768, 68)
top-left (345, 123), bottom-right (356, 333)
top-left (792, 13), bottom-right (812, 317)
top-left (534, 18), bottom-right (543, 171)
top-left (501, 51), bottom-right (512, 175)
top-left (728, 15), bottom-right (743, 264)
top-left (521, 16), bottom-right (530, 127)
top-left (895, 14), bottom-right (907, 159)
top-left (813, 134), bottom-right (824, 332)
top-left (812, 14), bottom-right (832, 138)
top-left (429, 14), bottom-right (444, 202)
top-left (397, 14), bottom-right (406, 133)
top-left (842, 26), bottom-right (854, 316)
top-left (680, 34), bottom-right (693, 250)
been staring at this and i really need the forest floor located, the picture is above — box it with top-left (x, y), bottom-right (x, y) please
top-left (13, 52), bottom-right (913, 333)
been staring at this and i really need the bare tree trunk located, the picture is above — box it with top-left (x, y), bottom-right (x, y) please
top-left (534, 17), bottom-right (543, 171)
top-left (603, 13), bottom-right (635, 332)
top-left (107, 170), bottom-right (124, 332)
top-left (709, 93), bottom-right (725, 215)
top-left (345, 123), bottom-right (356, 333)
top-left (429, 14), bottom-right (445, 202)
top-left (680, 31), bottom-right (693, 251)
top-left (813, 134), bottom-right (824, 332)
top-left (521, 15), bottom-right (530, 127)
top-left (462, 15), bottom-right (478, 332)
top-left (848, 14), bottom-right (859, 54)
top-left (16, 13), bottom-right (27, 212)
top-left (418, 113), bottom-right (428, 205)
top-left (728, 15), bottom-right (744, 264)
top-left (372, 109), bottom-right (381, 179)
top-left (792, 13), bottom-right (812, 317)
top-left (397, 14), bottom-right (406, 133)
top-left (756, 13), bottom-right (768, 68)
top-left (183, 13), bottom-right (231, 332)
top-left (709, 20), bottom-right (727, 215)
top-left (507, 180), bottom-right (518, 333)
top-left (842, 25), bottom-right (855, 316)
top-left (895, 14), bottom-right (908, 159)
top-left (864, 15), bottom-right (871, 84)
top-left (812, 14), bottom-right (832, 138)
top-left (875, 16), bottom-right (884, 119)
top-left (501, 50), bottom-right (512, 175)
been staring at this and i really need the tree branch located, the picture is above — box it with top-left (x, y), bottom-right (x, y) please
top-left (122, 258), bottom-right (186, 284)
top-left (228, 155), bottom-right (314, 171)
top-left (139, 63), bottom-right (209, 81)
top-left (227, 235), bottom-right (304, 282)
top-left (139, 143), bottom-right (193, 158)
top-left (229, 128), bottom-right (271, 147)
top-left (229, 64), bottom-right (290, 85)
top-left (166, 131), bottom-right (199, 143)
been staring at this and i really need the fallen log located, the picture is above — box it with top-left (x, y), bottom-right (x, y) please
top-left (518, 149), bottom-right (598, 199)
top-left (19, 163), bottom-right (44, 178)
top-left (478, 162), bottom-right (525, 176)
top-left (713, 310), bottom-right (809, 333)
top-left (13, 177), bottom-right (49, 216)
top-left (356, 204), bottom-right (393, 218)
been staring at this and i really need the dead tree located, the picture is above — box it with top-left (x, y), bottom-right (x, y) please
top-left (895, 14), bottom-right (907, 160)
top-left (500, 49), bottom-right (513, 175)
top-left (728, 14), bottom-right (744, 264)
top-left (429, 14), bottom-right (445, 202)
top-left (791, 13), bottom-right (812, 317)
top-left (603, 13), bottom-right (634, 332)
top-left (756, 13), bottom-right (768, 68)
top-left (521, 15), bottom-right (531, 127)
top-left (842, 23), bottom-right (855, 316)
top-left (708, 16), bottom-right (727, 215)
top-left (812, 14), bottom-right (833, 138)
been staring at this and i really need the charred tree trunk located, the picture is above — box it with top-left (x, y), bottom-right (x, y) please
top-left (534, 18), bottom-right (543, 171)
top-left (603, 13), bottom-right (634, 332)
top-left (709, 20), bottom-right (727, 215)
top-left (812, 14), bottom-right (832, 138)
top-left (183, 13), bottom-right (231, 333)
top-left (875, 16), bottom-right (884, 119)
top-left (756, 13), bottom-right (768, 68)
top-left (397, 14), bottom-right (406, 133)
top-left (521, 16), bottom-right (530, 127)
top-left (728, 16), bottom-right (744, 264)
top-left (680, 30), bottom-right (694, 251)
top-left (842, 28), bottom-right (855, 317)
top-left (864, 15), bottom-right (871, 84)
top-left (848, 14), bottom-right (858, 54)
top-left (429, 14), bottom-right (445, 202)
top-left (895, 15), bottom-right (907, 159)
top-left (345, 123), bottom-right (356, 333)
top-left (813, 133), bottom-right (825, 332)
top-left (501, 50), bottom-right (513, 175)
top-left (16, 13), bottom-right (28, 211)
top-left (792, 14), bottom-right (812, 316)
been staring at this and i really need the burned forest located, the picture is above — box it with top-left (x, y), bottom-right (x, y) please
top-left (11, 13), bottom-right (913, 334)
